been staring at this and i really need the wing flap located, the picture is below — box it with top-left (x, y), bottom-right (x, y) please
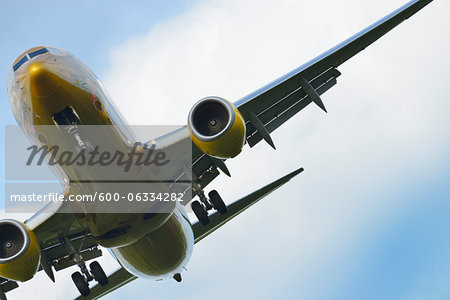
top-left (246, 68), bottom-right (340, 147)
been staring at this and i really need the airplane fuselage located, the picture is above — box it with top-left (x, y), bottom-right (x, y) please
top-left (8, 47), bottom-right (194, 280)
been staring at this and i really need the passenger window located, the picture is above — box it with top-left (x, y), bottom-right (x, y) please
top-left (47, 48), bottom-right (63, 55)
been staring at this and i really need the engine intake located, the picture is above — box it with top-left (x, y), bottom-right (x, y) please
top-left (0, 221), bottom-right (26, 262)
top-left (188, 97), bottom-right (246, 159)
top-left (0, 220), bottom-right (41, 282)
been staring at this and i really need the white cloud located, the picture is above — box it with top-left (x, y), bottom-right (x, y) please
top-left (4, 0), bottom-right (450, 299)
top-left (101, 0), bottom-right (450, 298)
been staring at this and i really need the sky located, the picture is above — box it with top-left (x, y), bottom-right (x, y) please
top-left (1, 0), bottom-right (449, 299)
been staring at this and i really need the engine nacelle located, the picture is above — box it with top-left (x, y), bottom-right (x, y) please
top-left (188, 96), bottom-right (246, 159)
top-left (111, 207), bottom-right (193, 280)
top-left (0, 219), bottom-right (41, 282)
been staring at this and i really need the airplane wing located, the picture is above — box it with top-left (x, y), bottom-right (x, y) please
top-left (74, 268), bottom-right (136, 300)
top-left (236, 0), bottom-right (433, 147)
top-left (75, 167), bottom-right (304, 300)
top-left (157, 0), bottom-right (433, 197)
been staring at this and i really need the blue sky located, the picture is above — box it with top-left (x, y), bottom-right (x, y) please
top-left (1, 0), bottom-right (449, 299)
top-left (0, 0), bottom-right (193, 187)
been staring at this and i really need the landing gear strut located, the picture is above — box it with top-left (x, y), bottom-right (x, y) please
top-left (62, 236), bottom-right (109, 297)
top-left (191, 184), bottom-right (227, 226)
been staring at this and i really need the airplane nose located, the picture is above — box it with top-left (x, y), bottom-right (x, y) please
top-left (28, 62), bottom-right (60, 98)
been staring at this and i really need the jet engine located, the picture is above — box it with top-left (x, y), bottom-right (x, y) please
top-left (188, 97), bottom-right (246, 159)
top-left (0, 219), bottom-right (41, 282)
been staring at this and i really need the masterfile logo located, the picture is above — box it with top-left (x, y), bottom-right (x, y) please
top-left (4, 125), bottom-right (192, 214)
top-left (26, 142), bottom-right (170, 172)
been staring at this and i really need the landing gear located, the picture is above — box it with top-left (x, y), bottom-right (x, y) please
top-left (191, 201), bottom-right (210, 225)
top-left (62, 236), bottom-right (108, 297)
top-left (209, 190), bottom-right (227, 215)
top-left (90, 261), bottom-right (108, 287)
top-left (52, 105), bottom-right (94, 153)
top-left (72, 271), bottom-right (90, 297)
top-left (70, 260), bottom-right (108, 296)
top-left (191, 185), bottom-right (227, 225)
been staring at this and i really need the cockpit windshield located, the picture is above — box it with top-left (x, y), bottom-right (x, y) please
top-left (12, 55), bottom-right (28, 72)
top-left (28, 47), bottom-right (48, 59)
top-left (12, 47), bottom-right (49, 72)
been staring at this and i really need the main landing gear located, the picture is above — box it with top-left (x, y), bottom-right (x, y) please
top-left (71, 261), bottom-right (108, 297)
top-left (62, 236), bottom-right (108, 297)
top-left (191, 186), bottom-right (227, 226)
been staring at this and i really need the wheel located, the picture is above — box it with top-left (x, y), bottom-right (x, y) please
top-left (71, 271), bottom-right (90, 297)
top-left (90, 261), bottom-right (108, 286)
top-left (209, 190), bottom-right (227, 214)
top-left (191, 201), bottom-right (210, 225)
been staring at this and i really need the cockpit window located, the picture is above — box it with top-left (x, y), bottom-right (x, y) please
top-left (12, 47), bottom-right (49, 72)
top-left (47, 47), bottom-right (62, 55)
top-left (28, 47), bottom-right (48, 59)
top-left (13, 55), bottom-right (28, 72)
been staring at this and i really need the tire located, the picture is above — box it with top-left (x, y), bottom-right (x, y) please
top-left (209, 190), bottom-right (227, 215)
top-left (90, 261), bottom-right (109, 286)
top-left (191, 201), bottom-right (210, 225)
top-left (72, 271), bottom-right (90, 297)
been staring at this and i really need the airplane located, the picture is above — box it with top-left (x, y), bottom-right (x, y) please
top-left (0, 0), bottom-right (434, 299)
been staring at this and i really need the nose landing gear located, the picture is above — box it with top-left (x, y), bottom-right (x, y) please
top-left (51, 105), bottom-right (93, 152)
